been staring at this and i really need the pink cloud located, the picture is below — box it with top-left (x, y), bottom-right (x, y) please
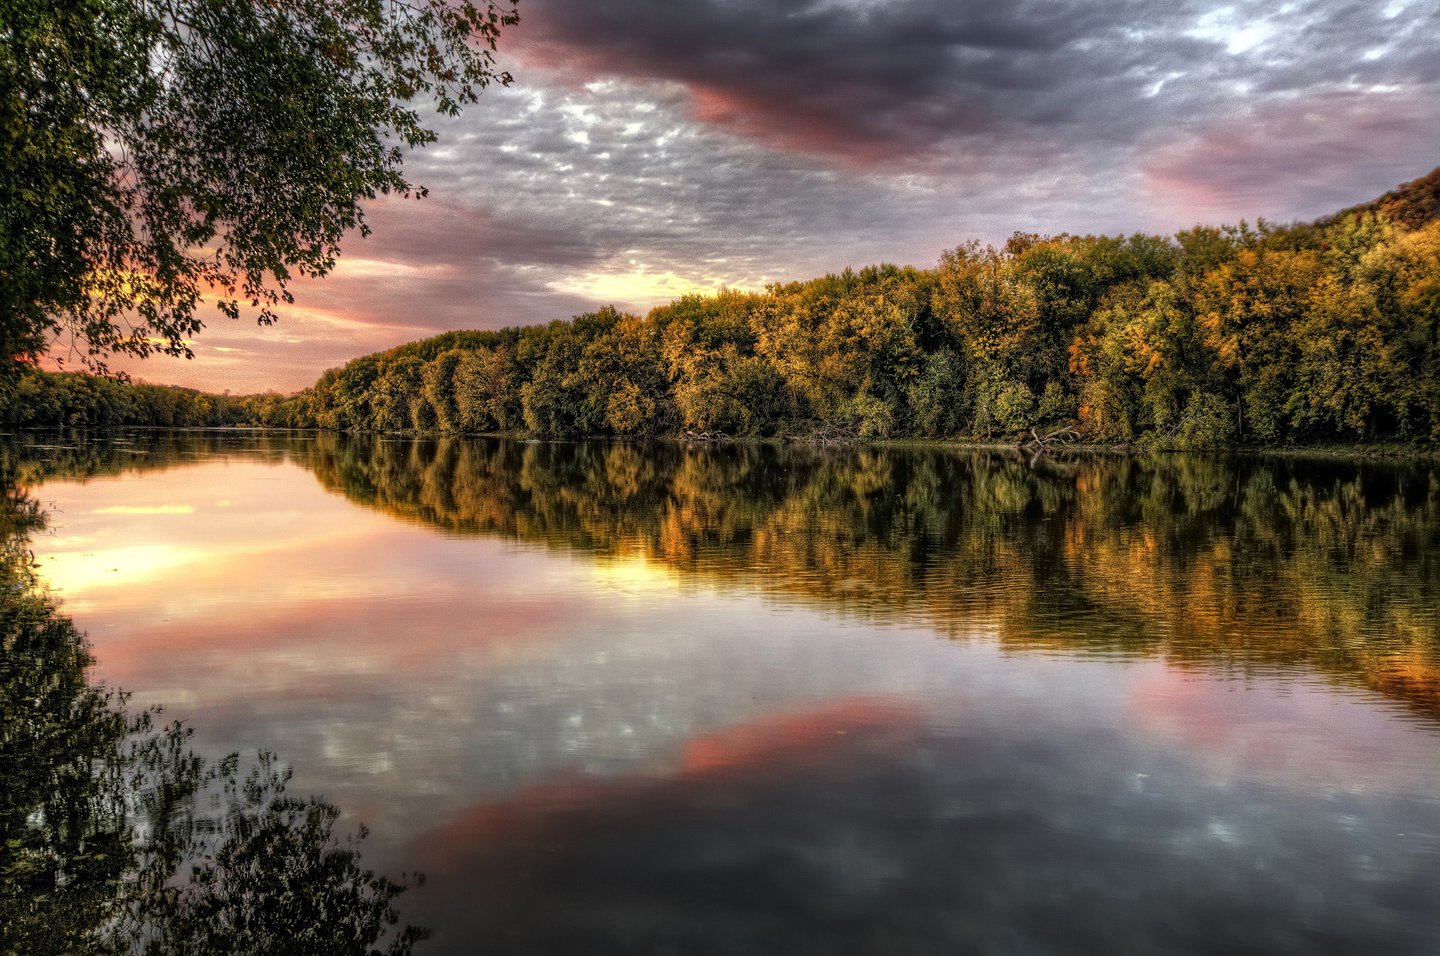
top-left (1142, 89), bottom-right (1437, 224)
top-left (405, 696), bottom-right (921, 878)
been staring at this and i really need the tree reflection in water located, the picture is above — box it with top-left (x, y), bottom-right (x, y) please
top-left (6, 431), bottom-right (1440, 953)
top-left (0, 473), bottom-right (425, 955)
top-left (6, 431), bottom-right (1440, 719)
top-left (298, 434), bottom-right (1440, 717)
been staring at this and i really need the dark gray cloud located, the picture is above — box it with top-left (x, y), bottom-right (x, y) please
top-left (399, 75), bottom-right (1132, 291)
top-left (401, 80), bottom-right (970, 300)
top-left (511, 0), bottom-right (1197, 163)
top-left (512, 0), bottom-right (1439, 170)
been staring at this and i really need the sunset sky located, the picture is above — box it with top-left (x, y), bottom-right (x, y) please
top-left (115, 0), bottom-right (1440, 394)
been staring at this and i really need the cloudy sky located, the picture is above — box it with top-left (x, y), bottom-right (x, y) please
top-left (129, 0), bottom-right (1440, 393)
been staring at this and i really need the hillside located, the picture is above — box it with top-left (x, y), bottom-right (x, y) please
top-left (1329, 165), bottom-right (1440, 230)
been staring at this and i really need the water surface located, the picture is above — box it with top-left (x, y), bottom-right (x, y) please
top-left (14, 433), bottom-right (1440, 953)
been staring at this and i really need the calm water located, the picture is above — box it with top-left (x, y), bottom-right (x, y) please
top-left (12, 432), bottom-right (1440, 953)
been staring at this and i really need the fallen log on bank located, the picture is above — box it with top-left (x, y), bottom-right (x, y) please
top-left (1019, 425), bottom-right (1082, 452)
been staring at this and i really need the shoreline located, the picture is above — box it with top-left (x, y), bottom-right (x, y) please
top-left (5, 424), bottom-right (1439, 463)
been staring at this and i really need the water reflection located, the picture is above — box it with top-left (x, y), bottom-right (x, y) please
top-left (9, 432), bottom-right (1440, 953)
top-left (406, 694), bottom-right (1435, 954)
top-left (0, 469), bottom-right (425, 954)
top-left (17, 431), bottom-right (1440, 714)
top-left (292, 435), bottom-right (1440, 717)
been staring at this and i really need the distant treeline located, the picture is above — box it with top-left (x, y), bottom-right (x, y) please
top-left (0, 370), bottom-right (291, 430)
top-left (8, 211), bottom-right (1440, 447)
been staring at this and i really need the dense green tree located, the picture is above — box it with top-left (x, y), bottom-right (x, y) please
top-left (0, 368), bottom-right (253, 428)
top-left (824, 265), bottom-right (931, 437)
top-left (750, 274), bottom-right (850, 428)
top-left (1195, 246), bottom-right (1323, 440)
top-left (579, 311), bottom-right (675, 436)
top-left (750, 266), bottom-right (933, 436)
top-left (422, 349), bottom-right (465, 432)
top-left (372, 356), bottom-right (428, 432)
top-left (333, 356), bottom-right (383, 430)
top-left (453, 342), bottom-right (525, 432)
top-left (658, 292), bottom-right (774, 435)
top-left (1286, 272), bottom-right (1399, 438)
top-left (1069, 285), bottom-right (1145, 442)
top-left (1389, 222), bottom-right (1440, 437)
top-left (518, 319), bottom-right (591, 437)
top-left (905, 348), bottom-right (967, 437)
top-left (931, 243), bottom-right (1047, 436)
top-left (1, 0), bottom-right (518, 372)
top-left (1071, 281), bottom-right (1231, 448)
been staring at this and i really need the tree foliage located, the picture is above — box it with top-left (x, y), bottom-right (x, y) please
top-left (214, 212), bottom-right (1439, 448)
top-left (0, 0), bottom-right (518, 372)
top-left (1332, 165), bottom-right (1440, 232)
top-left (10, 208), bottom-right (1440, 448)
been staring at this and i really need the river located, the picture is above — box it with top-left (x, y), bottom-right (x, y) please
top-left (10, 432), bottom-right (1440, 954)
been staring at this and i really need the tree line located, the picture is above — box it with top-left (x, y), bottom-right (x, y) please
top-left (283, 209), bottom-right (1440, 447)
top-left (0, 370), bottom-right (312, 430)
top-left (8, 207), bottom-right (1440, 447)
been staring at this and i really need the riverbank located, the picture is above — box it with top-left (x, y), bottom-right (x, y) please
top-left (8, 423), bottom-right (1440, 464)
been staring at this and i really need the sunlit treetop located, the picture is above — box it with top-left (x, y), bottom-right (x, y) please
top-left (0, 0), bottom-right (519, 373)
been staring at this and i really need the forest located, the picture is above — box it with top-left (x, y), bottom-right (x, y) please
top-left (7, 170), bottom-right (1440, 449)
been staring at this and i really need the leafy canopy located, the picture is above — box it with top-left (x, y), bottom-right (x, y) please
top-left (0, 0), bottom-right (518, 372)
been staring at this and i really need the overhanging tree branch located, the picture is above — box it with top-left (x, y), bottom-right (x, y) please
top-left (0, 0), bottom-right (519, 374)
